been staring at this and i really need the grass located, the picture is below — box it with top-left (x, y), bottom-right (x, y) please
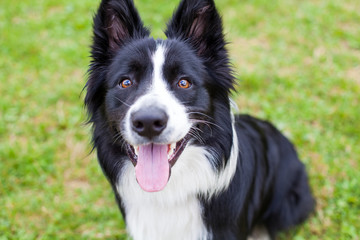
top-left (0, 0), bottom-right (359, 239)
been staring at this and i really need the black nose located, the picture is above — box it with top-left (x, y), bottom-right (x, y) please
top-left (131, 107), bottom-right (168, 138)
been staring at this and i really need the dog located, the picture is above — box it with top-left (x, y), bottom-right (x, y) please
top-left (84, 0), bottom-right (315, 239)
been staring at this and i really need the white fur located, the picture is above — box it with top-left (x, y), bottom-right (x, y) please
top-left (123, 43), bottom-right (192, 146)
top-left (211, 114), bottom-right (239, 196)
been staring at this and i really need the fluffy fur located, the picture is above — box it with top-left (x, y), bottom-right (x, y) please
top-left (84, 0), bottom-right (315, 239)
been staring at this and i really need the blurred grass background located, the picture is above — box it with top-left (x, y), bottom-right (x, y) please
top-left (0, 0), bottom-right (359, 239)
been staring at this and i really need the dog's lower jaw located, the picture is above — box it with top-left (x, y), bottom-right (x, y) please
top-left (125, 137), bottom-right (190, 192)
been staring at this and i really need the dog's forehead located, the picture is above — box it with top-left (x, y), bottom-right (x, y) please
top-left (112, 38), bottom-right (198, 71)
top-left (116, 38), bottom-right (157, 61)
top-left (120, 38), bottom-right (194, 60)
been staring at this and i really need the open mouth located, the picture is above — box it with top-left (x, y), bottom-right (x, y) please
top-left (125, 137), bottom-right (189, 192)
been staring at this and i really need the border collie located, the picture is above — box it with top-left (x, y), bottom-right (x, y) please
top-left (84, 0), bottom-right (315, 239)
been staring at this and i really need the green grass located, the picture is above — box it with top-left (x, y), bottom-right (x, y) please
top-left (1, 0), bottom-right (359, 239)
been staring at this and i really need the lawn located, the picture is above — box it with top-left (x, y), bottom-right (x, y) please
top-left (1, 0), bottom-right (359, 239)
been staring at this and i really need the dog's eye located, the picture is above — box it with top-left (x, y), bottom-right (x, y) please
top-left (177, 79), bottom-right (191, 89)
top-left (120, 79), bottom-right (133, 88)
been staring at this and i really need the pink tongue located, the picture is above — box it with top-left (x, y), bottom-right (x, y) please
top-left (135, 144), bottom-right (170, 192)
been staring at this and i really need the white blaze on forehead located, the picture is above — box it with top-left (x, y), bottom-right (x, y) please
top-left (151, 43), bottom-right (167, 93)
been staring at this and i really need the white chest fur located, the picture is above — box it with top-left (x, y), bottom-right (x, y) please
top-left (116, 146), bottom-right (213, 240)
top-left (121, 188), bottom-right (208, 240)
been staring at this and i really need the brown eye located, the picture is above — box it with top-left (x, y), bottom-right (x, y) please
top-left (177, 79), bottom-right (191, 89)
top-left (120, 79), bottom-right (133, 88)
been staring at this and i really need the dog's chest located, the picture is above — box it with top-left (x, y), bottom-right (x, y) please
top-left (117, 160), bottom-right (211, 240)
top-left (125, 195), bottom-right (207, 240)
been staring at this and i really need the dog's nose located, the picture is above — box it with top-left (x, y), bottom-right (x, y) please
top-left (131, 107), bottom-right (168, 138)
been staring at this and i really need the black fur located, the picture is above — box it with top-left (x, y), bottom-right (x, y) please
top-left (85, 0), bottom-right (315, 239)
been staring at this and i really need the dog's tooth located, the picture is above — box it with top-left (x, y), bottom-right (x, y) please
top-left (167, 143), bottom-right (177, 159)
top-left (134, 146), bottom-right (139, 156)
top-left (169, 148), bottom-right (174, 156)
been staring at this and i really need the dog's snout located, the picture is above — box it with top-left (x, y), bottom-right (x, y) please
top-left (131, 107), bottom-right (168, 138)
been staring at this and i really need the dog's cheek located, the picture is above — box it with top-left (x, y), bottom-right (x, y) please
top-left (103, 91), bottom-right (126, 131)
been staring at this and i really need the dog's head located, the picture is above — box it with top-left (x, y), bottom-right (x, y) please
top-left (86, 0), bottom-right (235, 192)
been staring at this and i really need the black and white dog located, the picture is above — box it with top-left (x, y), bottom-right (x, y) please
top-left (85, 0), bottom-right (315, 239)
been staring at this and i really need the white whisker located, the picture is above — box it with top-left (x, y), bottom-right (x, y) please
top-left (114, 96), bottom-right (131, 107)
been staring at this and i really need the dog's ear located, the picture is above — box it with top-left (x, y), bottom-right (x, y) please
top-left (86, 0), bottom-right (149, 117)
top-left (165, 0), bottom-right (225, 57)
top-left (165, 0), bottom-right (234, 92)
top-left (92, 0), bottom-right (149, 56)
